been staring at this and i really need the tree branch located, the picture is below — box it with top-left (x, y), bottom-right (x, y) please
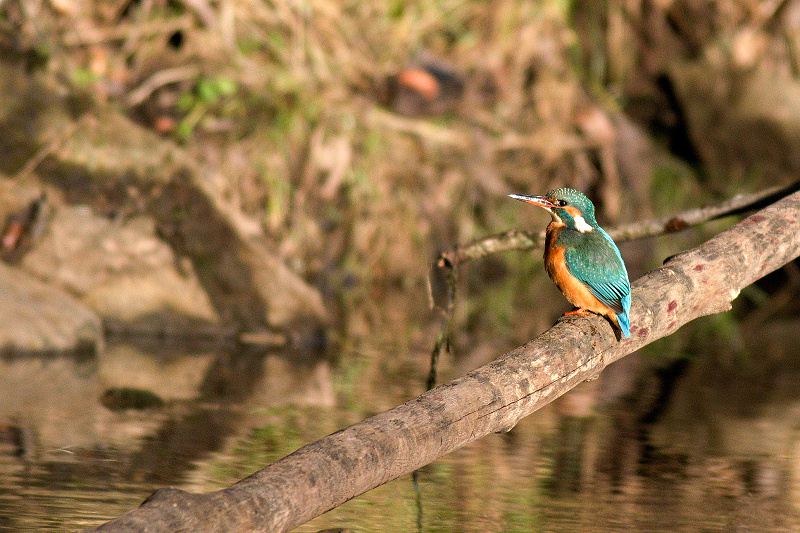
top-left (87, 189), bottom-right (800, 533)
top-left (438, 181), bottom-right (800, 269)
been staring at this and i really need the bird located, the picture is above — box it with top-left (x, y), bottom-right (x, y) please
top-left (508, 187), bottom-right (631, 338)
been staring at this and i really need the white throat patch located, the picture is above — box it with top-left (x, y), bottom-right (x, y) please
top-left (573, 214), bottom-right (593, 233)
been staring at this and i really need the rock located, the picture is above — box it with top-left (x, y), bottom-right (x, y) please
top-left (240, 235), bottom-right (328, 328)
top-left (152, 172), bottom-right (328, 330)
top-left (0, 261), bottom-right (102, 352)
top-left (21, 205), bottom-right (219, 324)
top-left (54, 110), bottom-right (187, 187)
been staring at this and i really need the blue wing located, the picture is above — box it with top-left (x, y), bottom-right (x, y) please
top-left (563, 228), bottom-right (631, 336)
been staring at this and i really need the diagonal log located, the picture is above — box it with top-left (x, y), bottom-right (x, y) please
top-left (87, 189), bottom-right (800, 533)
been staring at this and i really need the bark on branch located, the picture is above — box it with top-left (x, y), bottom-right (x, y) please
top-left (87, 189), bottom-right (800, 533)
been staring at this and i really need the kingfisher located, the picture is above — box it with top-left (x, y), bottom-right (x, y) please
top-left (508, 187), bottom-right (631, 338)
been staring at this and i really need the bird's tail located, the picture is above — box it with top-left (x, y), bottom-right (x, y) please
top-left (616, 311), bottom-right (630, 338)
top-left (617, 292), bottom-right (631, 338)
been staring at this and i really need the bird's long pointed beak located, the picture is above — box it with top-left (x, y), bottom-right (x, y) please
top-left (507, 193), bottom-right (557, 209)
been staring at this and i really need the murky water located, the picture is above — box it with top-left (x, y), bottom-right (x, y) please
top-left (1, 339), bottom-right (800, 532)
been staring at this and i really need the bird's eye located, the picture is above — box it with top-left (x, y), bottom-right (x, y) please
top-left (556, 199), bottom-right (568, 207)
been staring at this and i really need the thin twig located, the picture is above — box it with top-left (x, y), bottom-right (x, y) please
top-left (414, 260), bottom-right (457, 529)
top-left (62, 16), bottom-right (195, 46)
top-left (126, 66), bottom-right (200, 107)
top-left (608, 181), bottom-right (800, 241)
top-left (438, 182), bottom-right (800, 269)
top-left (367, 108), bottom-right (471, 149)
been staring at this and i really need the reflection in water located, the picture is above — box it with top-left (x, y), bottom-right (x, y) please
top-left (0, 339), bottom-right (800, 532)
top-left (0, 456), bottom-right (154, 532)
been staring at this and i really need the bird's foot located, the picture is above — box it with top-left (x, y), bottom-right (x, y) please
top-left (564, 308), bottom-right (591, 317)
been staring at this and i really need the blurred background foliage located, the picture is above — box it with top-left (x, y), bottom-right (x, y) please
top-left (1, 0), bottom-right (799, 390)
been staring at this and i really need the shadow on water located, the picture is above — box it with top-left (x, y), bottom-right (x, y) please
top-left (1, 325), bottom-right (800, 532)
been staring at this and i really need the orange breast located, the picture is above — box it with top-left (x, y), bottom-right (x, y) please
top-left (543, 225), bottom-right (619, 325)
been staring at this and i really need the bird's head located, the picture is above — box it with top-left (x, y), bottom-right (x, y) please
top-left (508, 187), bottom-right (598, 233)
